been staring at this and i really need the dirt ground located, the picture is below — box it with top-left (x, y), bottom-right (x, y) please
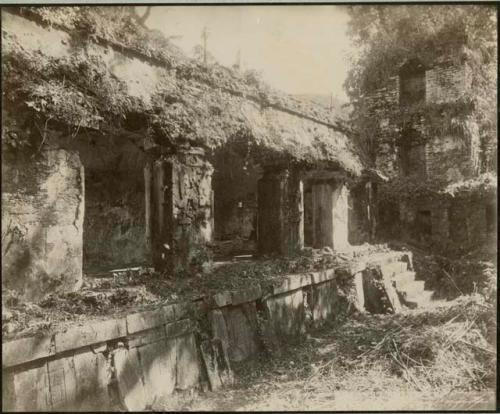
top-left (158, 295), bottom-right (496, 411)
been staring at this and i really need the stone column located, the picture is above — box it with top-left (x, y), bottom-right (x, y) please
top-left (149, 148), bottom-right (213, 275)
top-left (257, 166), bottom-right (304, 256)
top-left (311, 179), bottom-right (350, 251)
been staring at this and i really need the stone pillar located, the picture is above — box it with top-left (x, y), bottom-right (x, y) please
top-left (311, 179), bottom-right (350, 251)
top-left (149, 148), bottom-right (213, 275)
top-left (257, 166), bottom-right (304, 255)
top-left (2, 149), bottom-right (84, 300)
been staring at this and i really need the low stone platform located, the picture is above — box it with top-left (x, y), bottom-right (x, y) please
top-left (2, 250), bottom-right (414, 411)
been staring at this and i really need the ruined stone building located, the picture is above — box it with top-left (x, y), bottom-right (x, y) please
top-left (365, 53), bottom-right (497, 255)
top-left (2, 7), bottom-right (378, 301)
top-left (3, 7), bottom-right (495, 411)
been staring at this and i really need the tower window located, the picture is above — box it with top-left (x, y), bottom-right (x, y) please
top-left (399, 59), bottom-right (426, 107)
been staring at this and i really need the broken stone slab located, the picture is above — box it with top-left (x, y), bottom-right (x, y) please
top-left (212, 338), bottom-right (234, 387)
top-left (126, 304), bottom-right (175, 335)
top-left (208, 309), bottom-right (230, 354)
top-left (231, 285), bottom-right (262, 306)
top-left (199, 340), bottom-right (223, 391)
top-left (175, 333), bottom-right (201, 391)
top-left (361, 267), bottom-right (402, 314)
top-left (2, 334), bottom-right (54, 368)
top-left (55, 318), bottom-right (127, 354)
top-left (113, 347), bottom-right (148, 411)
top-left (138, 338), bottom-right (177, 406)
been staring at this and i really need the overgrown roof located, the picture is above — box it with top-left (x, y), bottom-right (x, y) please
top-left (2, 6), bottom-right (363, 175)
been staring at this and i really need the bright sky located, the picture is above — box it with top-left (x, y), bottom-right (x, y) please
top-left (141, 6), bottom-right (354, 101)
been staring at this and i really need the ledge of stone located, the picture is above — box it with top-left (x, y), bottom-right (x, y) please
top-left (55, 318), bottom-right (127, 354)
top-left (2, 261), bottom-right (370, 369)
top-left (126, 304), bottom-right (176, 335)
top-left (2, 334), bottom-right (54, 369)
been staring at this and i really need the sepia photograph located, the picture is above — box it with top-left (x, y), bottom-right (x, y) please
top-left (1, 2), bottom-right (497, 411)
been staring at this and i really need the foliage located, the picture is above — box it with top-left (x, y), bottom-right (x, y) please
top-left (4, 7), bottom-right (361, 172)
top-left (12, 7), bottom-right (344, 136)
top-left (345, 5), bottom-right (497, 167)
top-left (378, 171), bottom-right (497, 205)
top-left (413, 250), bottom-right (497, 301)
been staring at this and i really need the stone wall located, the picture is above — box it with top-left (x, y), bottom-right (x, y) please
top-left (0, 266), bottom-right (353, 411)
top-left (426, 63), bottom-right (468, 104)
top-left (2, 148), bottom-right (84, 301)
top-left (398, 193), bottom-right (495, 255)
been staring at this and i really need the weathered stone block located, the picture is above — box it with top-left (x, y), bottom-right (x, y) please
top-left (55, 318), bottom-right (126, 353)
top-left (310, 268), bottom-right (335, 285)
top-left (362, 267), bottom-right (402, 314)
top-left (175, 334), bottom-right (200, 391)
top-left (2, 371), bottom-right (16, 411)
top-left (209, 309), bottom-right (230, 353)
top-left (126, 308), bottom-right (167, 335)
top-left (2, 334), bottom-right (54, 368)
top-left (273, 273), bottom-right (313, 295)
top-left (128, 326), bottom-right (166, 349)
top-left (165, 319), bottom-right (195, 339)
top-left (11, 361), bottom-right (52, 411)
top-left (73, 349), bottom-right (110, 411)
top-left (114, 347), bottom-right (147, 411)
top-left (353, 272), bottom-right (365, 312)
top-left (47, 356), bottom-right (78, 410)
top-left (231, 285), bottom-right (262, 305)
top-left (222, 304), bottom-right (260, 362)
top-left (310, 280), bottom-right (340, 323)
top-left (265, 289), bottom-right (306, 338)
top-left (2, 149), bottom-right (84, 301)
top-left (199, 340), bottom-right (222, 391)
top-left (138, 338), bottom-right (177, 405)
top-left (212, 291), bottom-right (232, 308)
top-left (172, 301), bottom-right (198, 320)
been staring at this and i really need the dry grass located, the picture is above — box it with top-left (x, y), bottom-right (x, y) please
top-left (160, 294), bottom-right (496, 411)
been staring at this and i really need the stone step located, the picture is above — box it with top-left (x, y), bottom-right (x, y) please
top-left (391, 270), bottom-right (415, 285)
top-left (405, 289), bottom-right (434, 304)
top-left (380, 260), bottom-right (408, 278)
top-left (395, 278), bottom-right (425, 293)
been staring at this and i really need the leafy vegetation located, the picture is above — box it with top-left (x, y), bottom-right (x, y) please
top-left (345, 5), bottom-right (497, 171)
top-left (3, 6), bottom-right (362, 174)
